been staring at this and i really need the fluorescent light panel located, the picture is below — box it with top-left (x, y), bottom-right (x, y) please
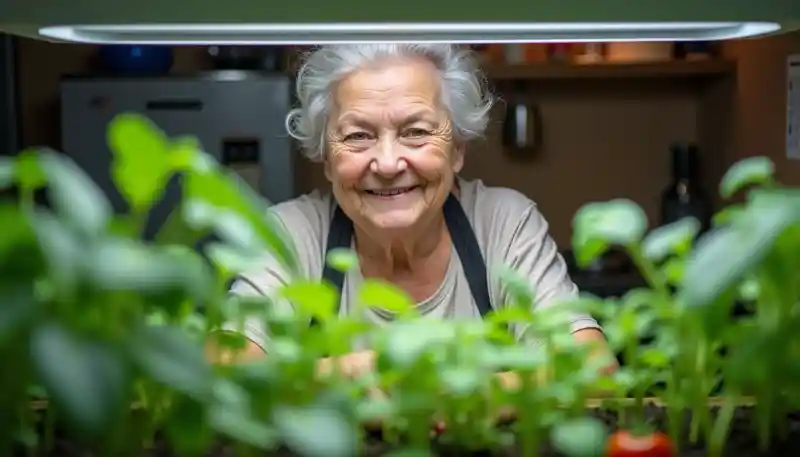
top-left (38, 22), bottom-right (781, 44)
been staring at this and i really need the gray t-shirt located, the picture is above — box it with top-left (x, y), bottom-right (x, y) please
top-left (229, 178), bottom-right (601, 351)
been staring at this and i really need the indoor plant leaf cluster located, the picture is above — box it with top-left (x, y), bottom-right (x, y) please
top-left (0, 112), bottom-right (797, 457)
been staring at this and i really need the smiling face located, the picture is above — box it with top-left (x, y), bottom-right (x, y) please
top-left (325, 57), bottom-right (463, 235)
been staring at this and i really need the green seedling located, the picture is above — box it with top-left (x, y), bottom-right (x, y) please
top-left (0, 113), bottom-right (797, 457)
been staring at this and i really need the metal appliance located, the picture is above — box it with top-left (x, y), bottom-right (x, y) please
top-left (60, 71), bottom-right (295, 238)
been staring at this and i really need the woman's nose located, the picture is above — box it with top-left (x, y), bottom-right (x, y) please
top-left (371, 138), bottom-right (407, 176)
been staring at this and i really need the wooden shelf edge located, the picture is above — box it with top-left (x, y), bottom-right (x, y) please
top-left (483, 60), bottom-right (736, 81)
top-left (27, 396), bottom-right (757, 412)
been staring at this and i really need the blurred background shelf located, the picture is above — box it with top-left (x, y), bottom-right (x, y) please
top-left (483, 60), bottom-right (736, 81)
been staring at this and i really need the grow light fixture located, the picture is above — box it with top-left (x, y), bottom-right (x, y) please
top-left (37, 22), bottom-right (781, 45)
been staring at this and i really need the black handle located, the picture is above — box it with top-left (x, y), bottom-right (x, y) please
top-left (502, 101), bottom-right (543, 153)
top-left (145, 99), bottom-right (204, 111)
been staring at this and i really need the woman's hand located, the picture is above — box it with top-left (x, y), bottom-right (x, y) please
top-left (316, 349), bottom-right (377, 379)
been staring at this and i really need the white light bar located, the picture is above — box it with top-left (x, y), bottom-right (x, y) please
top-left (38, 22), bottom-right (781, 45)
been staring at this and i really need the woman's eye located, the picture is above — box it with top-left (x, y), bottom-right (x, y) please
top-left (404, 128), bottom-right (430, 138)
top-left (344, 132), bottom-right (372, 142)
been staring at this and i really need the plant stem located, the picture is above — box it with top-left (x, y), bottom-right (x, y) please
top-left (756, 394), bottom-right (772, 451)
top-left (627, 246), bottom-right (670, 298)
top-left (688, 336), bottom-right (709, 444)
top-left (408, 412), bottom-right (431, 451)
top-left (517, 370), bottom-right (539, 457)
top-left (43, 405), bottom-right (55, 453)
top-left (708, 394), bottom-right (736, 457)
top-left (19, 187), bottom-right (34, 212)
top-left (665, 374), bottom-right (683, 454)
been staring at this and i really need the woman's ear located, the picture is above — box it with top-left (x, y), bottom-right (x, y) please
top-left (323, 158), bottom-right (333, 182)
top-left (451, 144), bottom-right (465, 174)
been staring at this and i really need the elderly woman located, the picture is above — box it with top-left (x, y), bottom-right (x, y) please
top-left (228, 44), bottom-right (614, 381)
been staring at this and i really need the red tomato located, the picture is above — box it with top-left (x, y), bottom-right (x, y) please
top-left (606, 430), bottom-right (675, 457)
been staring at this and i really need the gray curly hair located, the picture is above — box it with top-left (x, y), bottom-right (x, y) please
top-left (284, 44), bottom-right (496, 162)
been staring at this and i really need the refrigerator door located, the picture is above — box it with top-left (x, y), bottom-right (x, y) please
top-left (60, 73), bottom-right (294, 239)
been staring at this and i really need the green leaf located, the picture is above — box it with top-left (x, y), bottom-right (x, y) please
top-left (155, 202), bottom-right (211, 247)
top-left (184, 165), bottom-right (298, 274)
top-left (550, 416), bottom-right (607, 457)
top-left (385, 451), bottom-right (433, 457)
top-left (169, 136), bottom-right (202, 170)
top-left (205, 243), bottom-right (264, 280)
top-left (680, 200), bottom-right (796, 307)
top-left (496, 264), bottom-right (535, 307)
top-left (28, 210), bottom-right (83, 291)
top-left (748, 187), bottom-right (800, 220)
top-left (639, 347), bottom-right (671, 368)
top-left (210, 410), bottom-right (276, 449)
top-left (84, 238), bottom-right (210, 301)
top-left (38, 150), bottom-right (111, 237)
top-left (184, 200), bottom-right (262, 251)
top-left (107, 113), bottom-right (174, 212)
top-left (661, 257), bottom-right (685, 284)
top-left (712, 204), bottom-right (746, 227)
top-left (738, 277), bottom-right (761, 301)
top-left (357, 279), bottom-right (415, 316)
top-left (380, 320), bottom-right (453, 368)
top-left (642, 217), bottom-right (700, 261)
top-left (355, 393), bottom-right (395, 424)
top-left (30, 322), bottom-right (127, 435)
top-left (572, 199), bottom-right (647, 267)
top-left (384, 451), bottom-right (434, 457)
top-left (485, 305), bottom-right (535, 327)
top-left (326, 248), bottom-right (359, 273)
top-left (440, 367), bottom-right (483, 396)
top-left (719, 156), bottom-right (775, 199)
top-left (127, 323), bottom-right (213, 400)
top-left (208, 393), bottom-right (277, 450)
top-left (0, 205), bottom-right (46, 285)
top-left (280, 280), bottom-right (338, 322)
top-left (482, 345), bottom-right (544, 372)
top-left (14, 149), bottom-right (47, 191)
top-left (269, 337), bottom-right (304, 364)
top-left (0, 287), bottom-right (40, 345)
top-left (275, 406), bottom-right (358, 457)
top-left (164, 397), bottom-right (215, 456)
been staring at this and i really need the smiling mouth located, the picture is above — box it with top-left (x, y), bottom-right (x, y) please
top-left (364, 186), bottom-right (419, 197)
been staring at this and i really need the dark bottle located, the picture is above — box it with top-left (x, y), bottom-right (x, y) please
top-left (660, 143), bottom-right (711, 231)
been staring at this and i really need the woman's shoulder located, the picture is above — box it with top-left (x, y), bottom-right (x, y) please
top-left (269, 189), bottom-right (335, 228)
top-left (459, 178), bottom-right (549, 258)
top-left (459, 178), bottom-right (539, 223)
top-left (267, 189), bottom-right (334, 275)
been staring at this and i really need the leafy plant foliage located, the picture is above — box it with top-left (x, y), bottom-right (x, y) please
top-left (0, 113), bottom-right (797, 457)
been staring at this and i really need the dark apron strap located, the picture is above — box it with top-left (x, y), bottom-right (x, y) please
top-left (320, 193), bottom-right (493, 318)
top-left (320, 204), bottom-right (355, 303)
top-left (442, 194), bottom-right (494, 317)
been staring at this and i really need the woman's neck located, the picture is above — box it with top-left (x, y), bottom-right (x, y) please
top-left (355, 215), bottom-right (449, 277)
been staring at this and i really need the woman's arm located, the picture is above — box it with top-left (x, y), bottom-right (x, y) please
top-left (497, 202), bottom-right (617, 379)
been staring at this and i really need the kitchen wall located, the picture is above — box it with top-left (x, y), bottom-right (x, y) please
top-left (722, 33), bottom-right (800, 185)
top-left (14, 32), bottom-right (800, 246)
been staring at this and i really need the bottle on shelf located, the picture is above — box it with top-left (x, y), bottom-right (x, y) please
top-left (659, 142), bottom-right (712, 232)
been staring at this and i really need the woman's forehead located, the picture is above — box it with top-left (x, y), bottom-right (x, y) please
top-left (336, 59), bottom-right (440, 103)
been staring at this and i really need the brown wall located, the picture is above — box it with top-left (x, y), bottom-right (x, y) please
top-left (722, 33), bottom-right (800, 185)
top-left (15, 33), bottom-right (800, 246)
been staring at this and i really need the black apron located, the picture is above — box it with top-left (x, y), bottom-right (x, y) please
top-left (320, 193), bottom-right (494, 318)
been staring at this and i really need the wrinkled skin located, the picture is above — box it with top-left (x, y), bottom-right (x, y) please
top-left (325, 56), bottom-right (462, 278)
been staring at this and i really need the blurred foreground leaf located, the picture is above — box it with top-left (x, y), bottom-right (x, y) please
top-left (572, 199), bottom-right (647, 267)
top-left (31, 322), bottom-right (127, 436)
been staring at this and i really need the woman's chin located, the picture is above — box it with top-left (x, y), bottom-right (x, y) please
top-left (366, 210), bottom-right (422, 232)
